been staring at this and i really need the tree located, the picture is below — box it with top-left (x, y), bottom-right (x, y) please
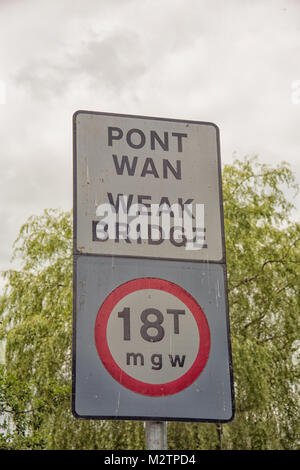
top-left (0, 209), bottom-right (144, 449)
top-left (0, 157), bottom-right (299, 449)
top-left (221, 156), bottom-right (300, 449)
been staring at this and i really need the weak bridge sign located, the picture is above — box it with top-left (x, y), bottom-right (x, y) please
top-left (72, 111), bottom-right (234, 422)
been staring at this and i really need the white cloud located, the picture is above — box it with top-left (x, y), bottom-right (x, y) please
top-left (0, 0), bottom-right (299, 271)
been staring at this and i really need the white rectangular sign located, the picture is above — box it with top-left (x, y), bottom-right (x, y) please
top-left (72, 111), bottom-right (235, 422)
top-left (73, 111), bottom-right (225, 262)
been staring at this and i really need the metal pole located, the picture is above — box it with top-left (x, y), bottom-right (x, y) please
top-left (145, 421), bottom-right (167, 450)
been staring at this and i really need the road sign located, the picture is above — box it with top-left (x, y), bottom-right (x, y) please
top-left (73, 111), bottom-right (225, 262)
top-left (94, 277), bottom-right (210, 397)
top-left (72, 111), bottom-right (234, 422)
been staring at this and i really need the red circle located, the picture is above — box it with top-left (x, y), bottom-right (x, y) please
top-left (94, 278), bottom-right (210, 396)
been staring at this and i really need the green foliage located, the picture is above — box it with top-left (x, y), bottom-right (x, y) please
top-left (0, 158), bottom-right (299, 449)
top-left (222, 157), bottom-right (300, 449)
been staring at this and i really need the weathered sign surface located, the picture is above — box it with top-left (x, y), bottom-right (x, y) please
top-left (72, 111), bottom-right (234, 422)
top-left (74, 111), bottom-right (225, 262)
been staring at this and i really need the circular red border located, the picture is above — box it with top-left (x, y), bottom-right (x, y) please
top-left (94, 278), bottom-right (210, 396)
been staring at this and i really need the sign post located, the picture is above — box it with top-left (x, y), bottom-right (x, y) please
top-left (145, 421), bottom-right (167, 450)
top-left (72, 111), bottom-right (234, 436)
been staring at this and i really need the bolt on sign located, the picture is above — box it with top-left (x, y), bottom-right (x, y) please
top-left (72, 111), bottom-right (235, 422)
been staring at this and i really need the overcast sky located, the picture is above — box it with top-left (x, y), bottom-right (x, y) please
top-left (0, 0), bottom-right (299, 274)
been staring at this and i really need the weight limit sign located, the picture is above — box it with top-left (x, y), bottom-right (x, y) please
top-left (94, 278), bottom-right (210, 396)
